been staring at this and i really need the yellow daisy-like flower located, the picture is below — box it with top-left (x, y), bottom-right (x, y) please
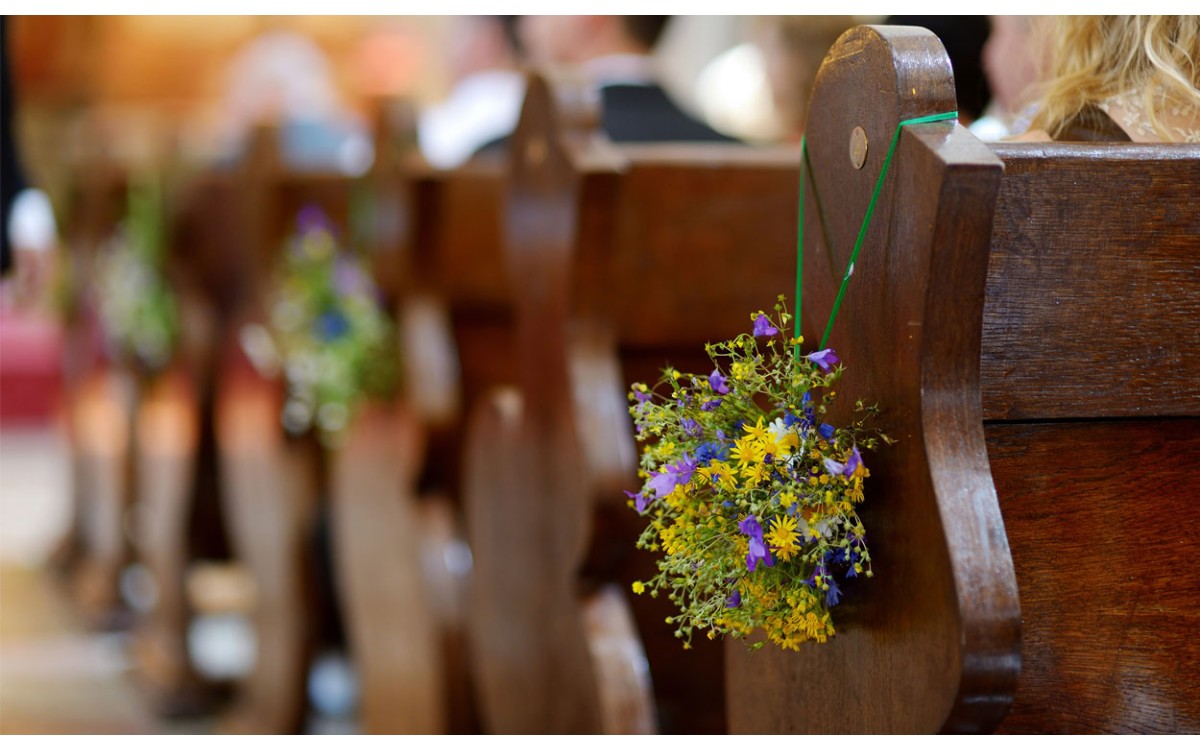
top-left (730, 436), bottom-right (762, 469)
top-left (767, 515), bottom-right (801, 561)
top-left (631, 581), bottom-right (646, 595)
top-left (699, 461), bottom-right (737, 492)
top-left (743, 416), bottom-right (770, 443)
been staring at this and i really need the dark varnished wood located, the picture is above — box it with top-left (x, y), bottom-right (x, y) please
top-left (987, 419), bottom-right (1200, 733)
top-left (982, 144), bottom-right (1200, 421)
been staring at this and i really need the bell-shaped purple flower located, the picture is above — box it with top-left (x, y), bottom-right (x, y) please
top-left (726, 589), bottom-right (742, 608)
top-left (646, 454), bottom-right (698, 498)
top-left (738, 515), bottom-right (774, 572)
top-left (807, 348), bottom-right (840, 372)
top-left (297, 204), bottom-right (333, 236)
top-left (844, 446), bottom-right (863, 477)
top-left (625, 490), bottom-right (650, 513)
top-left (708, 369), bottom-right (730, 395)
top-left (753, 314), bottom-right (779, 337)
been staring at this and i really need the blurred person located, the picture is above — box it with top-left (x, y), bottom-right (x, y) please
top-left (887, 15), bottom-right (992, 123)
top-left (759, 16), bottom-right (861, 141)
top-left (217, 29), bottom-right (372, 174)
top-left (419, 16), bottom-right (525, 169)
top-left (516, 15), bottom-right (734, 143)
top-left (1023, 15), bottom-right (1200, 143)
top-left (971, 16), bottom-right (1046, 141)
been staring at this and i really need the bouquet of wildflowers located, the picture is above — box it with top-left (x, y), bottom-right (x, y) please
top-left (242, 206), bottom-right (399, 446)
top-left (96, 176), bottom-right (180, 375)
top-left (628, 296), bottom-right (885, 651)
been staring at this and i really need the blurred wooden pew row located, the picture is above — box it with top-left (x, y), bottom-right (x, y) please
top-left (460, 70), bottom-right (801, 733)
top-left (720, 25), bottom-right (1200, 733)
top-left (56, 141), bottom-right (134, 629)
top-left (181, 119), bottom-right (475, 733)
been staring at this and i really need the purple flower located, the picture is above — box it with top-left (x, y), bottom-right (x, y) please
top-left (753, 314), bottom-right (779, 337)
top-left (844, 446), bottom-right (863, 477)
top-left (738, 516), bottom-right (774, 572)
top-left (297, 204), bottom-right (333, 236)
top-left (708, 369), bottom-right (730, 395)
top-left (823, 457), bottom-right (846, 476)
top-left (726, 589), bottom-right (742, 608)
top-left (701, 399), bottom-right (722, 412)
top-left (824, 448), bottom-right (863, 479)
top-left (333, 255), bottom-right (369, 297)
top-left (625, 490), bottom-right (650, 513)
top-left (634, 390), bottom-right (652, 403)
top-left (807, 348), bottom-right (840, 372)
top-left (646, 454), bottom-right (698, 498)
top-left (680, 418), bottom-right (702, 438)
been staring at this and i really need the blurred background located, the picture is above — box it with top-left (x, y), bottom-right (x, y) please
top-left (1, 14), bottom-right (1011, 734)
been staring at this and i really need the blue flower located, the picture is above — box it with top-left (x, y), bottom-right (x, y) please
top-left (680, 417), bottom-right (702, 438)
top-left (726, 589), bottom-right (742, 608)
top-left (825, 577), bottom-right (842, 607)
top-left (753, 314), bottom-right (779, 337)
top-left (708, 369), bottom-right (731, 395)
top-left (818, 423), bottom-right (835, 440)
top-left (315, 309), bottom-right (350, 341)
top-left (783, 411), bottom-right (803, 429)
top-left (806, 348), bottom-right (840, 372)
top-left (694, 441), bottom-right (728, 465)
top-left (701, 399), bottom-right (722, 412)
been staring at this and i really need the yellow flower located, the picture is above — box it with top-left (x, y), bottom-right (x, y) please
top-left (699, 461), bottom-right (737, 492)
top-left (767, 515), bottom-right (800, 561)
top-left (730, 436), bottom-right (762, 468)
top-left (779, 490), bottom-right (797, 508)
top-left (743, 416), bottom-right (769, 443)
top-left (631, 581), bottom-right (646, 595)
top-left (741, 462), bottom-right (769, 487)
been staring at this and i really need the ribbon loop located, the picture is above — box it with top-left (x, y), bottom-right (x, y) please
top-left (794, 111), bottom-right (958, 356)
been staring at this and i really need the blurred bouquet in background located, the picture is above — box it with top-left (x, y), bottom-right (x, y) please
top-left (242, 205), bottom-right (399, 446)
top-left (96, 174), bottom-right (180, 376)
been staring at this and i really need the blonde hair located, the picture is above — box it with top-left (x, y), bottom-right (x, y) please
top-left (1030, 16), bottom-right (1200, 139)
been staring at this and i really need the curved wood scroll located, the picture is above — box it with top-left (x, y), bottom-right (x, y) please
top-left (726, 26), bottom-right (1015, 733)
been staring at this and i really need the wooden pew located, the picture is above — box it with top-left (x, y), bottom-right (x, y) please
top-left (55, 134), bottom-right (137, 629)
top-left (189, 121), bottom-right (470, 733)
top-left (461, 70), bottom-right (803, 733)
top-left (725, 24), bottom-right (1200, 733)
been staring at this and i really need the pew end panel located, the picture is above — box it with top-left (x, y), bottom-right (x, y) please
top-left (726, 25), bottom-right (1017, 733)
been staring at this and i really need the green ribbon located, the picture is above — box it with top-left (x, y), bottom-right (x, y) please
top-left (794, 111), bottom-right (958, 358)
